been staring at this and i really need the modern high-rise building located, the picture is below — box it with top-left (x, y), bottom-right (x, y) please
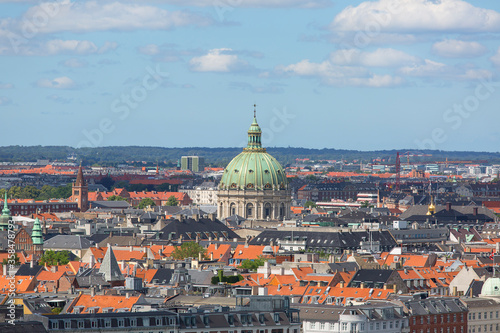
top-left (180, 156), bottom-right (205, 172)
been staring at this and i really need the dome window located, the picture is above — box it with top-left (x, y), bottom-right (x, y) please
top-left (264, 170), bottom-right (269, 174)
top-left (230, 183), bottom-right (237, 188)
top-left (247, 183), bottom-right (254, 188)
top-left (234, 169), bottom-right (239, 173)
top-left (249, 169), bottom-right (254, 173)
top-left (264, 183), bottom-right (272, 189)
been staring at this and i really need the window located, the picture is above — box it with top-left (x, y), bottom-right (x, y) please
top-left (131, 319), bottom-right (137, 327)
top-left (342, 323), bottom-right (348, 331)
top-left (479, 313), bottom-right (482, 320)
top-left (360, 323), bottom-right (365, 331)
top-left (91, 320), bottom-right (98, 328)
top-left (78, 321), bottom-right (84, 329)
top-left (118, 319), bottom-right (124, 327)
top-left (105, 320), bottom-right (111, 328)
top-left (51, 322), bottom-right (58, 329)
top-left (320, 322), bottom-right (325, 330)
top-left (64, 321), bottom-right (71, 329)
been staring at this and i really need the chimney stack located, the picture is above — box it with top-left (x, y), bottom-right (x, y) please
top-left (473, 207), bottom-right (478, 216)
top-left (446, 202), bottom-right (452, 211)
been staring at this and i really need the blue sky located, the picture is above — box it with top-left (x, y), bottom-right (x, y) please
top-left (1, 0), bottom-right (500, 152)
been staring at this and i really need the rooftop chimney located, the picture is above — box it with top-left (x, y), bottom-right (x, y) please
top-left (446, 202), bottom-right (452, 211)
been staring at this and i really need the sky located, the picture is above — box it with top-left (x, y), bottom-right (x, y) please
top-left (1, 0), bottom-right (500, 152)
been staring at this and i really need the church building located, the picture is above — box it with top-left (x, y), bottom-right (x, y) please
top-left (217, 109), bottom-right (291, 221)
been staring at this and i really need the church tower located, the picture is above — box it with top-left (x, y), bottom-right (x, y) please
top-left (72, 164), bottom-right (89, 212)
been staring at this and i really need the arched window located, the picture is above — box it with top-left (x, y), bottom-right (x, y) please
top-left (246, 203), bottom-right (254, 218)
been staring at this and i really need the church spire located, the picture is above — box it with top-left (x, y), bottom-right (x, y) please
top-left (2, 191), bottom-right (10, 217)
top-left (75, 163), bottom-right (85, 186)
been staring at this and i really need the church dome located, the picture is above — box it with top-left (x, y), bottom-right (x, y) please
top-left (481, 277), bottom-right (500, 296)
top-left (219, 113), bottom-right (288, 191)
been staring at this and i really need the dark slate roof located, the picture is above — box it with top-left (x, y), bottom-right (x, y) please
top-left (151, 268), bottom-right (174, 285)
top-left (0, 321), bottom-right (48, 333)
top-left (465, 280), bottom-right (484, 298)
top-left (43, 235), bottom-right (93, 249)
top-left (75, 268), bottom-right (110, 288)
top-left (248, 230), bottom-right (396, 250)
top-left (348, 269), bottom-right (394, 288)
top-left (188, 269), bottom-right (216, 285)
top-left (139, 211), bottom-right (160, 223)
top-left (177, 208), bottom-right (208, 216)
top-left (15, 264), bottom-right (43, 277)
top-left (328, 262), bottom-right (359, 273)
top-left (223, 215), bottom-right (246, 227)
top-left (90, 200), bottom-right (130, 209)
top-left (405, 297), bottom-right (467, 315)
top-left (158, 217), bottom-right (239, 241)
top-left (96, 235), bottom-right (146, 247)
top-left (85, 233), bottom-right (109, 245)
top-left (400, 205), bottom-right (497, 223)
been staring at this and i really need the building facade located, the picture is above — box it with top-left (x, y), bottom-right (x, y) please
top-left (181, 156), bottom-right (205, 172)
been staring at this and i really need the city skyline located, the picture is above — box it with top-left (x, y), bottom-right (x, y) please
top-left (1, 0), bottom-right (500, 152)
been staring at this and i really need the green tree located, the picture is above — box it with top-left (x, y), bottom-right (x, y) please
top-left (8, 186), bottom-right (22, 199)
top-left (305, 200), bottom-right (316, 208)
top-left (108, 195), bottom-right (127, 201)
top-left (39, 250), bottom-right (71, 266)
top-left (238, 258), bottom-right (265, 271)
top-left (172, 242), bottom-right (207, 260)
top-left (166, 195), bottom-right (179, 206)
top-left (138, 198), bottom-right (156, 209)
top-left (21, 185), bottom-right (41, 199)
top-left (360, 201), bottom-right (373, 208)
top-left (2, 253), bottom-right (20, 266)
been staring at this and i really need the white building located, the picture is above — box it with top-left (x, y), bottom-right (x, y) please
top-left (301, 302), bottom-right (409, 333)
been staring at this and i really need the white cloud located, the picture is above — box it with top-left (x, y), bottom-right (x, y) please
top-left (189, 48), bottom-right (249, 72)
top-left (329, 48), bottom-right (419, 67)
top-left (59, 58), bottom-right (88, 68)
top-left (0, 38), bottom-right (117, 56)
top-left (399, 59), bottom-right (492, 80)
top-left (4, 1), bottom-right (212, 34)
top-left (145, 0), bottom-right (331, 8)
top-left (45, 40), bottom-right (98, 55)
top-left (36, 76), bottom-right (75, 89)
top-left (399, 59), bottom-right (449, 77)
top-left (276, 59), bottom-right (403, 87)
top-left (490, 47), bottom-right (500, 67)
top-left (432, 39), bottom-right (487, 58)
top-left (331, 0), bottom-right (500, 33)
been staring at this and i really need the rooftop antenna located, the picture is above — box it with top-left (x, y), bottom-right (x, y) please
top-left (253, 103), bottom-right (257, 118)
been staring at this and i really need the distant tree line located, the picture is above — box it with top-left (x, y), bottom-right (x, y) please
top-left (0, 145), bottom-right (499, 166)
top-left (0, 184), bottom-right (72, 200)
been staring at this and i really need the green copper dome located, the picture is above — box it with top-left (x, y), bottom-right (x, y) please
top-left (219, 114), bottom-right (288, 191)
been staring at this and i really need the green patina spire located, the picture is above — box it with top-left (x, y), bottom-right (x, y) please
top-left (246, 104), bottom-right (263, 150)
top-left (31, 217), bottom-right (44, 245)
top-left (2, 191), bottom-right (10, 216)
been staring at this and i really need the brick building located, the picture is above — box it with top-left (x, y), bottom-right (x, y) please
top-left (405, 296), bottom-right (468, 333)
